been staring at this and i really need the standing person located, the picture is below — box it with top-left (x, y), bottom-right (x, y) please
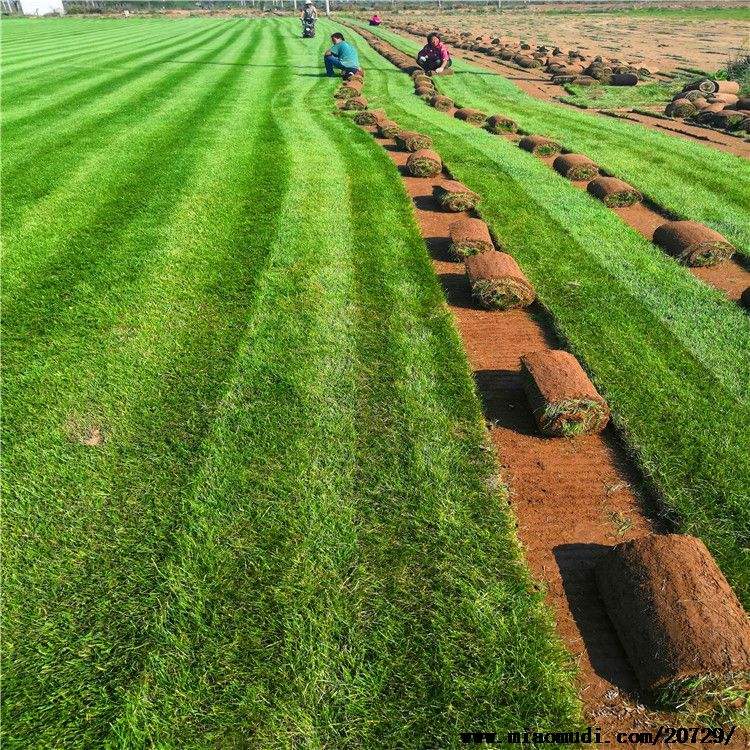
top-left (417, 32), bottom-right (452, 75)
top-left (369, 12), bottom-right (381, 26)
top-left (324, 32), bottom-right (361, 80)
top-left (300, 0), bottom-right (317, 38)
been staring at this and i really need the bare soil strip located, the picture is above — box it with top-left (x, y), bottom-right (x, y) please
top-left (386, 25), bottom-right (750, 160)
top-left (355, 121), bottom-right (748, 746)
top-left (351, 26), bottom-right (750, 303)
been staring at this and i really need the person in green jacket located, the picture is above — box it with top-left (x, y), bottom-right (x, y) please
top-left (324, 32), bottom-right (361, 80)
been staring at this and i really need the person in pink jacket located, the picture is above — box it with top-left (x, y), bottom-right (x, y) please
top-left (417, 32), bottom-right (452, 75)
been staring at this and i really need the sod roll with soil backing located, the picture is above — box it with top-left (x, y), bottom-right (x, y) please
top-left (449, 218), bottom-right (494, 258)
top-left (354, 109), bottom-right (386, 126)
top-left (653, 221), bottom-right (736, 267)
top-left (596, 534), bottom-right (750, 699)
top-left (519, 135), bottom-right (562, 157)
top-left (553, 154), bottom-right (599, 181)
top-left (395, 130), bottom-right (433, 152)
top-left (520, 350), bottom-right (610, 437)
top-left (430, 94), bottom-right (454, 112)
top-left (454, 108), bottom-right (488, 126)
top-left (342, 96), bottom-right (368, 111)
top-left (486, 114), bottom-right (519, 134)
top-left (406, 148), bottom-right (442, 177)
top-left (465, 252), bottom-right (536, 310)
top-left (587, 176), bottom-right (642, 207)
top-left (377, 119), bottom-right (401, 139)
top-left (433, 180), bottom-right (480, 212)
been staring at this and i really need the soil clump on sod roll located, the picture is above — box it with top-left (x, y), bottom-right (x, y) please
top-left (596, 534), bottom-right (750, 702)
top-left (449, 218), bottom-right (494, 258)
top-left (553, 153), bottom-right (599, 181)
top-left (377, 119), bottom-right (400, 139)
top-left (485, 114), bottom-right (518, 134)
top-left (519, 135), bottom-right (562, 156)
top-left (406, 149), bottom-right (442, 177)
top-left (430, 94), bottom-right (454, 112)
top-left (465, 252), bottom-right (536, 310)
top-left (454, 108), bottom-right (488, 126)
top-left (653, 221), bottom-right (735, 267)
top-left (587, 176), bottom-right (642, 207)
top-left (520, 350), bottom-right (610, 437)
top-left (433, 181), bottom-right (480, 212)
top-left (342, 96), bottom-right (368, 111)
top-left (395, 131), bottom-right (433, 152)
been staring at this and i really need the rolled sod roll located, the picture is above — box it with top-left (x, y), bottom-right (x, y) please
top-left (596, 534), bottom-right (750, 698)
top-left (342, 96), bottom-right (368, 111)
top-left (716, 79), bottom-right (740, 95)
top-left (685, 77), bottom-right (717, 94)
top-left (708, 93), bottom-right (739, 106)
top-left (334, 80), bottom-right (363, 99)
top-left (610, 72), bottom-right (638, 86)
top-left (395, 131), bottom-right (433, 152)
top-left (486, 114), bottom-right (518, 133)
top-left (449, 218), bottom-right (494, 258)
top-left (354, 109), bottom-right (385, 126)
top-left (465, 252), bottom-right (536, 310)
top-left (415, 83), bottom-right (435, 96)
top-left (433, 180), bottom-right (480, 212)
top-left (653, 221), bottom-right (735, 267)
top-left (519, 135), bottom-right (562, 156)
top-left (573, 75), bottom-right (597, 86)
top-left (587, 176), bottom-right (642, 207)
top-left (406, 149), bottom-right (442, 177)
top-left (741, 286), bottom-right (750, 309)
top-left (454, 108), bottom-right (488, 126)
top-left (665, 98), bottom-right (697, 118)
top-left (553, 153), bottom-right (599, 181)
top-left (681, 89), bottom-right (707, 103)
top-left (520, 349), bottom-right (610, 437)
top-left (430, 94), bottom-right (454, 111)
top-left (377, 120), bottom-right (401, 139)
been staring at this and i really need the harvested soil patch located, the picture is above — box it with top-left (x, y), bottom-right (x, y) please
top-left (454, 107), bottom-right (488, 126)
top-left (449, 217), bottom-right (494, 258)
top-left (596, 534), bottom-right (750, 701)
top-left (519, 134), bottom-right (562, 156)
top-left (395, 130), bottom-right (433, 152)
top-left (653, 220), bottom-right (735, 267)
top-left (587, 176), bottom-right (642, 207)
top-left (520, 349), bottom-right (610, 437)
top-left (406, 148), bottom-right (442, 177)
top-left (553, 153), bottom-right (599, 181)
top-left (433, 180), bottom-right (480, 212)
top-left (465, 251), bottom-right (536, 310)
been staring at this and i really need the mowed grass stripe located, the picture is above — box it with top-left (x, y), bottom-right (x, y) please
top-left (1, 20), bottom-right (248, 199)
top-left (347, 29), bottom-right (750, 604)
top-left (349, 21), bottom-right (750, 255)
top-left (1, 20), bottom-right (253, 281)
top-left (3, 22), bottom-right (291, 748)
top-left (4, 17), bottom-right (581, 745)
top-left (0, 18), bottom-right (162, 70)
top-left (2, 19), bottom-right (238, 132)
top-left (1, 19), bottom-right (220, 109)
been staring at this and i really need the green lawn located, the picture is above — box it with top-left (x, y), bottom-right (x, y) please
top-left (2, 17), bottom-right (581, 748)
top-left (343, 19), bottom-right (750, 610)
top-left (347, 20), bottom-right (750, 257)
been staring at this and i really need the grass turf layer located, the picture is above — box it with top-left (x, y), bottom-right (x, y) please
top-left (343, 21), bottom-right (750, 614)
top-left (2, 17), bottom-right (581, 747)
top-left (346, 20), bottom-right (750, 258)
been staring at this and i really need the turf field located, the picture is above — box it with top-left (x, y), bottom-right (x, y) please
top-left (2, 16), bottom-right (581, 747)
top-left (3, 14), bottom-right (749, 747)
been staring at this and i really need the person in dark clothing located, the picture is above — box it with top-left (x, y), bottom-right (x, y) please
top-left (416, 32), bottom-right (452, 75)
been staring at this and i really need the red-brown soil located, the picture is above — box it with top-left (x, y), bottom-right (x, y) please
top-left (597, 534), bottom-right (750, 693)
top-left (359, 123), bottom-right (749, 745)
